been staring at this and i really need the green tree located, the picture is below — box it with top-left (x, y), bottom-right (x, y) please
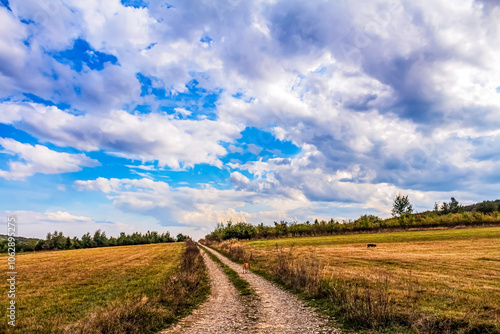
top-left (24, 240), bottom-right (38, 252)
top-left (44, 232), bottom-right (55, 250)
top-left (48, 231), bottom-right (67, 250)
top-left (433, 202), bottom-right (440, 212)
top-left (35, 240), bottom-right (44, 251)
top-left (81, 232), bottom-right (96, 248)
top-left (437, 197), bottom-right (463, 215)
top-left (0, 239), bottom-right (7, 252)
top-left (93, 229), bottom-right (109, 247)
top-left (392, 193), bottom-right (413, 227)
top-left (72, 237), bottom-right (82, 249)
top-left (449, 197), bottom-right (459, 213)
top-left (108, 237), bottom-right (117, 246)
top-left (176, 234), bottom-right (186, 242)
top-left (356, 215), bottom-right (380, 229)
top-left (160, 232), bottom-right (174, 243)
top-left (117, 232), bottom-right (128, 245)
top-left (476, 201), bottom-right (497, 214)
top-left (441, 202), bottom-right (450, 214)
top-left (392, 193), bottom-right (413, 217)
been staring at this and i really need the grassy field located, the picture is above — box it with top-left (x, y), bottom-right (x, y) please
top-left (215, 226), bottom-right (500, 333)
top-left (0, 242), bottom-right (204, 333)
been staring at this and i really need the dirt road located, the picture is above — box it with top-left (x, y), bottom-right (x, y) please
top-left (159, 250), bottom-right (251, 333)
top-left (161, 246), bottom-right (340, 333)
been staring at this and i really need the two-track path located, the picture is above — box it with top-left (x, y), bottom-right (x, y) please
top-left (159, 250), bottom-right (251, 334)
top-left (161, 245), bottom-right (340, 334)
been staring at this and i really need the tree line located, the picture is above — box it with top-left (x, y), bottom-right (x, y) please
top-left (203, 196), bottom-right (500, 242)
top-left (0, 229), bottom-right (187, 253)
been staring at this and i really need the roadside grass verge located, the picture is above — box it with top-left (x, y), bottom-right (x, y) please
top-left (204, 227), bottom-right (500, 333)
top-left (198, 244), bottom-right (255, 297)
top-left (1, 240), bottom-right (210, 333)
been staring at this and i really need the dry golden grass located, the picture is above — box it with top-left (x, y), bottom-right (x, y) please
top-left (0, 243), bottom-right (183, 332)
top-left (239, 227), bottom-right (500, 332)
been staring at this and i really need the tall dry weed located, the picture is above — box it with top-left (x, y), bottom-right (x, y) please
top-left (270, 244), bottom-right (395, 328)
top-left (218, 239), bottom-right (249, 262)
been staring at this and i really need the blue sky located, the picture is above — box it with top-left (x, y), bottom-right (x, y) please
top-left (1, 0), bottom-right (499, 239)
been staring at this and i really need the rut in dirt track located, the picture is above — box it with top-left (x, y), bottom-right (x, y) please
top-left (159, 250), bottom-right (252, 334)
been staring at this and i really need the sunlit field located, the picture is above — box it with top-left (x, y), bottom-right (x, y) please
top-left (235, 227), bottom-right (500, 332)
top-left (0, 243), bottom-right (184, 332)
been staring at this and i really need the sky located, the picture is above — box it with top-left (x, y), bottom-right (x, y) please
top-left (0, 0), bottom-right (499, 240)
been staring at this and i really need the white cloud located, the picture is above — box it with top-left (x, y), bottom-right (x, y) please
top-left (229, 171), bottom-right (250, 190)
top-left (72, 174), bottom-right (479, 238)
top-left (0, 138), bottom-right (100, 180)
top-left (228, 144), bottom-right (244, 153)
top-left (174, 107), bottom-right (192, 117)
top-left (73, 176), bottom-right (325, 232)
top-left (74, 177), bottom-right (255, 224)
top-left (247, 143), bottom-right (263, 155)
top-left (1, 103), bottom-right (243, 169)
top-left (229, 143), bottom-right (488, 216)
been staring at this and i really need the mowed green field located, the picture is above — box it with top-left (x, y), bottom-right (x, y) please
top-left (0, 243), bottom-right (184, 332)
top-left (244, 227), bottom-right (500, 331)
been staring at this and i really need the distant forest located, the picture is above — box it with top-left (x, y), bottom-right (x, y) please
top-left (0, 230), bottom-right (187, 253)
top-left (203, 198), bottom-right (500, 242)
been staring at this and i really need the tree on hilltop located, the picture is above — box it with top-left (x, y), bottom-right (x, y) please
top-left (392, 193), bottom-right (414, 227)
top-left (392, 193), bottom-right (413, 217)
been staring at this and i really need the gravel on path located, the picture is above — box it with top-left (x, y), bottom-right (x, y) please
top-left (204, 246), bottom-right (341, 334)
top-left (159, 250), bottom-right (252, 334)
